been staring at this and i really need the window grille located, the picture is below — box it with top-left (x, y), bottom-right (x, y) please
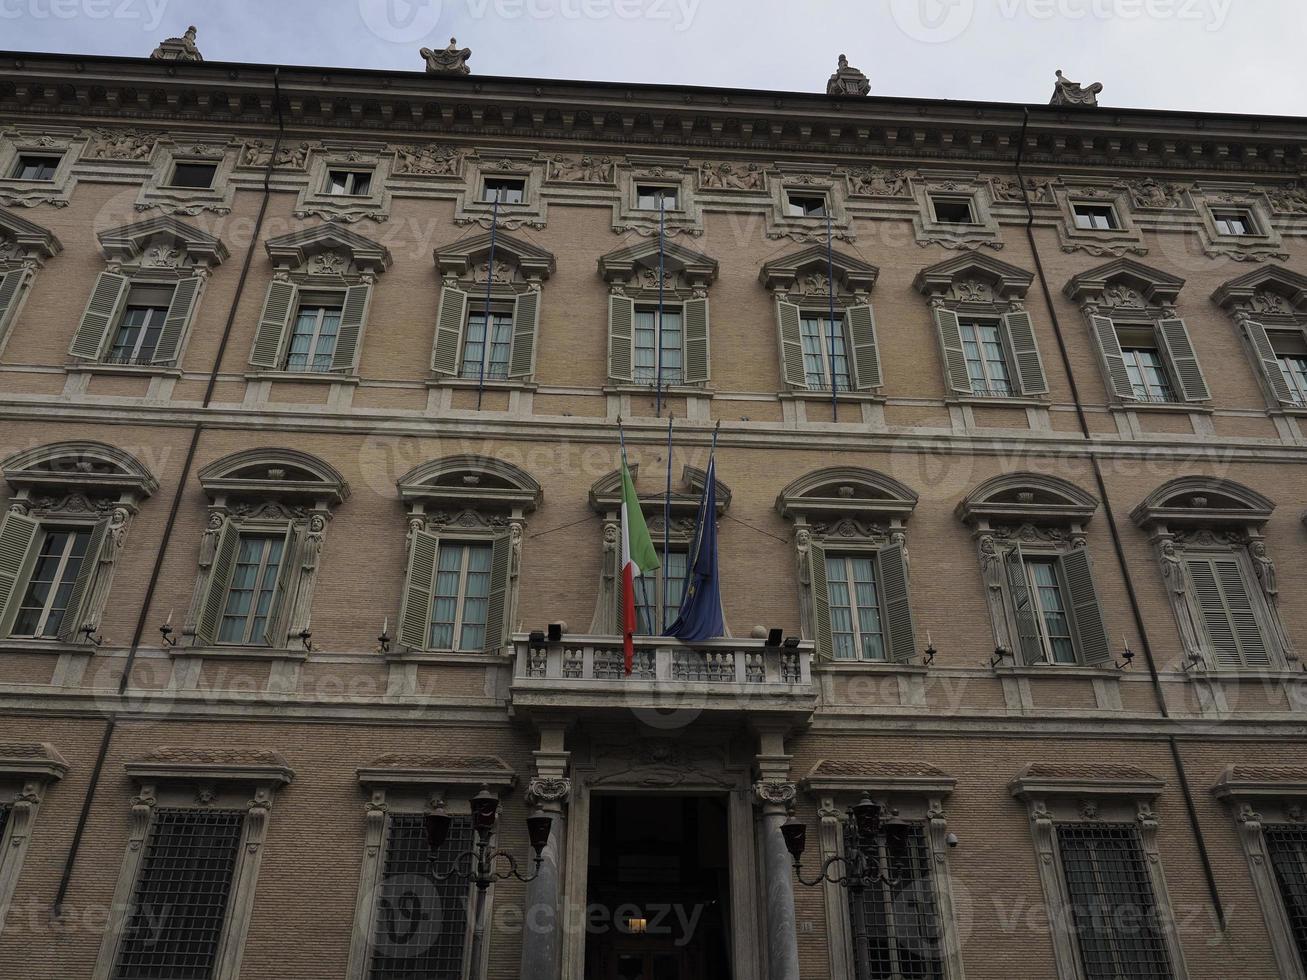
top-left (1264, 824), bottom-right (1307, 970)
top-left (849, 823), bottom-right (945, 980)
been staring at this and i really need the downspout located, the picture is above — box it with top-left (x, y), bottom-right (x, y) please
top-left (1015, 106), bottom-right (1226, 929)
top-left (52, 66), bottom-right (287, 917)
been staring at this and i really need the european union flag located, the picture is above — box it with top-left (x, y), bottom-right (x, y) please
top-left (664, 453), bottom-right (724, 643)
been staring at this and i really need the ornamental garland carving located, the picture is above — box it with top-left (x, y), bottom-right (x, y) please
top-left (753, 780), bottom-right (798, 806)
top-left (425, 508), bottom-right (509, 531)
top-left (843, 166), bottom-right (912, 198)
top-left (1267, 182), bottom-right (1307, 214)
top-left (811, 517), bottom-right (888, 541)
top-left (1128, 178), bottom-right (1190, 210)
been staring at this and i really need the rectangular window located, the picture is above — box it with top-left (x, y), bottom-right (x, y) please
top-left (932, 196), bottom-right (976, 224)
top-left (1264, 824), bottom-right (1307, 969)
top-left (1056, 824), bottom-right (1172, 980)
top-left (112, 807), bottom-right (244, 980)
top-left (106, 284), bottom-right (175, 365)
top-left (217, 534), bottom-right (285, 645)
top-left (1073, 203), bottom-right (1120, 231)
top-left (1271, 331), bottom-right (1307, 407)
top-left (799, 314), bottom-right (850, 390)
top-left (633, 307), bottom-right (683, 385)
top-left (368, 813), bottom-right (473, 980)
top-left (633, 550), bottom-right (688, 635)
top-left (168, 162), bottom-right (218, 190)
top-left (430, 542), bottom-right (492, 651)
top-left (786, 193), bottom-right (828, 218)
top-left (1025, 558), bottom-right (1077, 664)
top-left (9, 154), bottom-right (60, 181)
top-left (459, 310), bottom-right (514, 380)
top-left (958, 319), bottom-right (1013, 397)
top-left (326, 170), bottom-right (373, 196)
top-left (1212, 209), bottom-right (1256, 236)
top-left (636, 185), bottom-right (678, 211)
top-left (850, 823), bottom-right (945, 980)
top-left (1115, 326), bottom-right (1175, 402)
top-left (482, 177), bottom-right (525, 204)
top-left (12, 527), bottom-right (91, 639)
top-left (826, 554), bottom-right (886, 661)
top-left (284, 301), bottom-right (342, 373)
top-left (1185, 556), bottom-right (1269, 668)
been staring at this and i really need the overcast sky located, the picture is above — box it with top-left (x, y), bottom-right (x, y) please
top-left (2, 0), bottom-right (1304, 116)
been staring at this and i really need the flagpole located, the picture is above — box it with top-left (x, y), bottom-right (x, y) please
top-left (662, 413), bottom-right (673, 634)
top-left (477, 190), bottom-right (501, 413)
top-left (826, 209), bottom-right (838, 423)
top-left (656, 193), bottom-right (666, 418)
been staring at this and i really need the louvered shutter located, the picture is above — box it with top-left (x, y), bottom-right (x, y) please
top-left (1241, 320), bottom-right (1297, 406)
top-left (932, 306), bottom-right (973, 395)
top-left (509, 289), bottom-right (539, 378)
top-left (56, 518), bottom-right (111, 643)
top-left (683, 297), bottom-right (709, 384)
top-left (250, 281), bottom-right (297, 369)
top-left (1187, 559), bottom-right (1241, 668)
top-left (1089, 315), bottom-right (1136, 400)
top-left (878, 543), bottom-right (917, 663)
top-left (1003, 545), bottom-right (1043, 664)
top-left (195, 520), bottom-right (238, 645)
top-left (1158, 317), bottom-right (1210, 402)
top-left (608, 294), bottom-right (635, 383)
top-left (845, 303), bottom-right (882, 390)
top-left (0, 511), bottom-right (39, 637)
top-left (152, 277), bottom-right (202, 366)
top-left (398, 530), bottom-right (439, 650)
top-left (483, 533), bottom-right (512, 652)
top-left (432, 285), bottom-right (469, 376)
top-left (69, 271), bottom-right (129, 360)
top-left (0, 270), bottom-right (22, 340)
top-left (807, 541), bottom-right (832, 660)
top-left (260, 524), bottom-right (303, 648)
top-left (1216, 558), bottom-right (1271, 667)
top-left (331, 283), bottom-right (371, 373)
top-left (1003, 311), bottom-right (1048, 396)
top-left (1059, 547), bottom-right (1110, 666)
top-left (777, 300), bottom-right (807, 388)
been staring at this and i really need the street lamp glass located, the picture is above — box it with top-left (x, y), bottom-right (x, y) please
top-left (527, 810), bottom-right (553, 854)
top-left (780, 817), bottom-right (807, 860)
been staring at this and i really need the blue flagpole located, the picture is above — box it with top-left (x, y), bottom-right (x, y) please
top-left (826, 209), bottom-right (838, 423)
top-left (662, 413), bottom-right (673, 633)
top-left (656, 194), bottom-right (666, 418)
top-left (477, 191), bottom-right (500, 413)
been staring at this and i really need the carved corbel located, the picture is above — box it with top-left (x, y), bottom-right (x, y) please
top-left (244, 787), bottom-right (274, 855)
top-left (526, 776), bottom-right (572, 808)
top-left (363, 788), bottom-right (388, 859)
top-left (127, 785), bottom-right (158, 851)
top-left (753, 780), bottom-right (797, 812)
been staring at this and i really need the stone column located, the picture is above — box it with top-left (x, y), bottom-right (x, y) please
top-left (755, 779), bottom-right (801, 980)
top-left (520, 722), bottom-right (570, 980)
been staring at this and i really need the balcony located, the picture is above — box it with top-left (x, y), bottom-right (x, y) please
top-left (508, 634), bottom-right (816, 722)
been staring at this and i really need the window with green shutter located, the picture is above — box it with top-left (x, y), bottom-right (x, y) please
top-left (1090, 317), bottom-right (1209, 404)
top-left (813, 546), bottom-right (916, 663)
top-left (999, 543), bottom-right (1110, 667)
top-left (0, 516), bottom-right (112, 642)
top-left (399, 532), bottom-right (512, 653)
top-left (1185, 556), bottom-right (1273, 668)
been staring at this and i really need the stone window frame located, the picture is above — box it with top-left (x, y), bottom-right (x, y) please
top-left (1211, 264), bottom-right (1307, 420)
top-left (0, 442), bottom-right (157, 646)
top-left (1054, 183), bottom-right (1148, 257)
top-left (776, 467), bottom-right (920, 664)
top-left (183, 448), bottom-right (349, 651)
top-left (294, 144), bottom-right (393, 223)
top-left (0, 128), bottom-right (83, 209)
top-left (0, 209), bottom-right (61, 359)
top-left (766, 167), bottom-right (853, 244)
top-left (1130, 476), bottom-right (1294, 672)
top-left (394, 456), bottom-right (540, 656)
top-left (0, 742), bottom-right (68, 927)
top-left (912, 173), bottom-right (1003, 251)
top-left (346, 754), bottom-right (517, 980)
top-left (957, 472), bottom-right (1114, 668)
top-left (66, 216), bottom-right (228, 374)
top-left (1192, 184), bottom-right (1287, 263)
top-left (135, 134), bottom-right (239, 217)
top-left (92, 747), bottom-right (294, 980)
top-left (1212, 765), bottom-right (1307, 980)
top-left (455, 150), bottom-right (550, 231)
top-left (612, 157), bottom-right (703, 238)
top-left (801, 760), bottom-right (965, 980)
top-left (1009, 763), bottom-right (1189, 980)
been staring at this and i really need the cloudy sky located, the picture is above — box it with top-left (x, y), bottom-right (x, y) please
top-left (3, 0), bottom-right (1304, 116)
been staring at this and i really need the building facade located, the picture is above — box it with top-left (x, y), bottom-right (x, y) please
top-left (0, 35), bottom-right (1304, 980)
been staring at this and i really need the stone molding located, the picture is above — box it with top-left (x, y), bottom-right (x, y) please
top-left (0, 742), bottom-right (66, 939)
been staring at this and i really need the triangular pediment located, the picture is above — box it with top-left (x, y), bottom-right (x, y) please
top-left (0, 208), bottom-right (61, 261)
top-left (913, 253), bottom-right (1034, 300)
top-left (759, 244), bottom-right (878, 294)
top-left (435, 231), bottom-right (555, 281)
top-left (265, 224), bottom-right (390, 274)
top-left (97, 215), bottom-right (226, 267)
top-left (598, 239), bottom-right (718, 286)
top-left (1211, 264), bottom-right (1307, 315)
top-left (1064, 258), bottom-right (1185, 305)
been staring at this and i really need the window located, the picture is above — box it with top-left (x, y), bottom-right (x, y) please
top-left (1025, 557), bottom-right (1076, 665)
top-left (931, 196), bottom-right (976, 225)
top-left (633, 551), bottom-right (688, 634)
top-left (217, 534), bottom-right (285, 645)
top-left (799, 314), bottom-right (851, 390)
top-left (168, 162), bottom-right (218, 190)
top-left (958, 318), bottom-right (1013, 397)
top-left (826, 554), bottom-right (886, 661)
top-left (633, 306), bottom-right (683, 385)
top-left (1270, 330), bottom-right (1307, 406)
top-left (1263, 825), bottom-right (1307, 970)
top-left (459, 309), bottom-right (514, 381)
top-left (636, 185), bottom-right (678, 211)
top-left (284, 299), bottom-right (342, 373)
top-left (1185, 556), bottom-right (1271, 668)
top-left (9, 155), bottom-right (60, 181)
top-left (11, 527), bottom-right (91, 639)
top-left (112, 807), bottom-right (244, 980)
top-left (430, 542), bottom-right (492, 651)
top-left (786, 193), bottom-right (828, 218)
top-left (850, 823), bottom-right (945, 980)
top-left (482, 177), bottom-right (525, 205)
top-left (1213, 209), bottom-right (1256, 237)
top-left (326, 170), bottom-right (373, 196)
top-left (1056, 824), bottom-right (1173, 980)
top-left (1115, 325), bottom-right (1176, 402)
top-left (105, 284), bottom-right (175, 365)
top-left (1073, 203), bottom-right (1120, 231)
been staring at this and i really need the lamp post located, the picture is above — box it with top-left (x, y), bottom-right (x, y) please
top-left (780, 793), bottom-right (905, 980)
top-left (424, 787), bottom-right (554, 979)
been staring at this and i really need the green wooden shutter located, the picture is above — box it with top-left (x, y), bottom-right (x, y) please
top-left (69, 271), bottom-right (129, 360)
top-left (0, 511), bottom-right (40, 637)
top-left (260, 524), bottom-right (303, 648)
top-left (1089, 315), bottom-right (1136, 400)
top-left (1158, 317), bottom-right (1210, 402)
top-left (0, 270), bottom-right (22, 341)
top-left (331, 283), bottom-right (371, 373)
top-left (845, 303), bottom-right (882, 390)
top-left (807, 540), bottom-right (832, 660)
top-left (1241, 320), bottom-right (1296, 406)
top-left (483, 533), bottom-right (512, 652)
top-left (432, 285), bottom-right (469, 376)
top-left (152, 277), bottom-right (202, 366)
top-left (608, 294), bottom-right (635, 383)
top-left (1187, 559), bottom-right (1246, 668)
top-left (777, 300), bottom-right (807, 388)
top-left (1003, 545), bottom-right (1043, 664)
top-left (398, 530), bottom-right (439, 650)
top-left (195, 520), bottom-right (238, 645)
top-left (1003, 311), bottom-right (1048, 396)
top-left (878, 543), bottom-right (917, 663)
top-left (932, 306), bottom-right (973, 395)
top-left (1059, 547), bottom-right (1110, 666)
top-left (509, 290), bottom-right (540, 378)
top-left (1215, 558), bottom-right (1271, 667)
top-left (683, 297), bottom-right (709, 384)
top-left (56, 517), bottom-right (111, 643)
top-left (250, 281), bottom-right (297, 369)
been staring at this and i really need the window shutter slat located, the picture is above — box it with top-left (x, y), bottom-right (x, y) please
top-left (250, 281), bottom-right (297, 369)
top-left (69, 271), bottom-right (129, 360)
top-left (0, 511), bottom-right (40, 636)
top-left (878, 543), bottom-right (917, 663)
top-left (807, 541), bottom-right (831, 660)
top-left (777, 300), bottom-right (807, 388)
top-left (195, 520), bottom-right (238, 646)
top-left (682, 296), bottom-right (710, 384)
top-left (432, 285), bottom-right (469, 376)
top-left (509, 289), bottom-right (540, 378)
top-left (1004, 545), bottom-right (1044, 664)
top-left (260, 524), bottom-right (303, 648)
top-left (1159, 317), bottom-right (1210, 402)
top-left (1090, 315), bottom-right (1136, 400)
top-left (1060, 547), bottom-right (1110, 666)
top-left (0, 270), bottom-right (22, 340)
top-left (608, 294), bottom-right (635, 383)
top-left (845, 303), bottom-right (882, 390)
top-left (56, 517), bottom-right (111, 643)
top-left (152, 277), bottom-right (202, 366)
top-left (1186, 559), bottom-right (1240, 668)
top-left (1242, 320), bottom-right (1297, 406)
top-left (1216, 558), bottom-right (1271, 667)
top-left (932, 306), bottom-right (973, 395)
top-left (330, 283), bottom-right (371, 373)
top-left (1003, 310), bottom-right (1048, 396)
top-left (484, 533), bottom-right (512, 652)
top-left (398, 530), bottom-right (439, 650)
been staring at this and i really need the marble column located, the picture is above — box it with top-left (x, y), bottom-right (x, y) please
top-left (520, 776), bottom-right (569, 980)
top-left (756, 780), bottom-right (801, 980)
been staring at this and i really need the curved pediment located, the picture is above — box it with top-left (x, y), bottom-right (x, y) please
top-left (589, 463), bottom-right (731, 516)
top-left (597, 239), bottom-right (718, 288)
top-left (0, 208), bottom-right (61, 263)
top-left (1211, 264), bottom-right (1307, 317)
top-left (759, 245), bottom-right (878, 296)
top-left (265, 224), bottom-right (390, 275)
top-left (398, 455), bottom-right (541, 513)
top-left (776, 467), bottom-right (917, 522)
top-left (1063, 257), bottom-right (1185, 306)
top-left (97, 215), bottom-right (227, 268)
top-left (2, 441), bottom-right (157, 498)
top-left (956, 472), bottom-right (1098, 526)
top-left (198, 448), bottom-right (349, 505)
top-left (1130, 476), bottom-right (1274, 529)
top-left (435, 230), bottom-right (555, 282)
top-left (912, 253), bottom-right (1034, 301)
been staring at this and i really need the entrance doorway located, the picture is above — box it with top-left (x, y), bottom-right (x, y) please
top-left (584, 794), bottom-right (733, 980)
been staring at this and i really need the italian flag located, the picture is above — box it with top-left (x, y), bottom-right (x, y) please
top-left (619, 456), bottom-right (660, 674)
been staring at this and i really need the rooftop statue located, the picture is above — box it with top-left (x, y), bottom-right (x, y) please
top-left (826, 54), bottom-right (871, 97)
top-left (422, 37), bottom-right (472, 75)
top-left (150, 25), bottom-right (203, 63)
top-left (1050, 69), bottom-right (1103, 107)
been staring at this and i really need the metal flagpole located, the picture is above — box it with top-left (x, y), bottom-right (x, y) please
top-left (826, 209), bottom-right (838, 422)
top-left (655, 193), bottom-right (666, 418)
top-left (662, 413), bottom-right (673, 632)
top-left (476, 190), bottom-right (501, 412)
